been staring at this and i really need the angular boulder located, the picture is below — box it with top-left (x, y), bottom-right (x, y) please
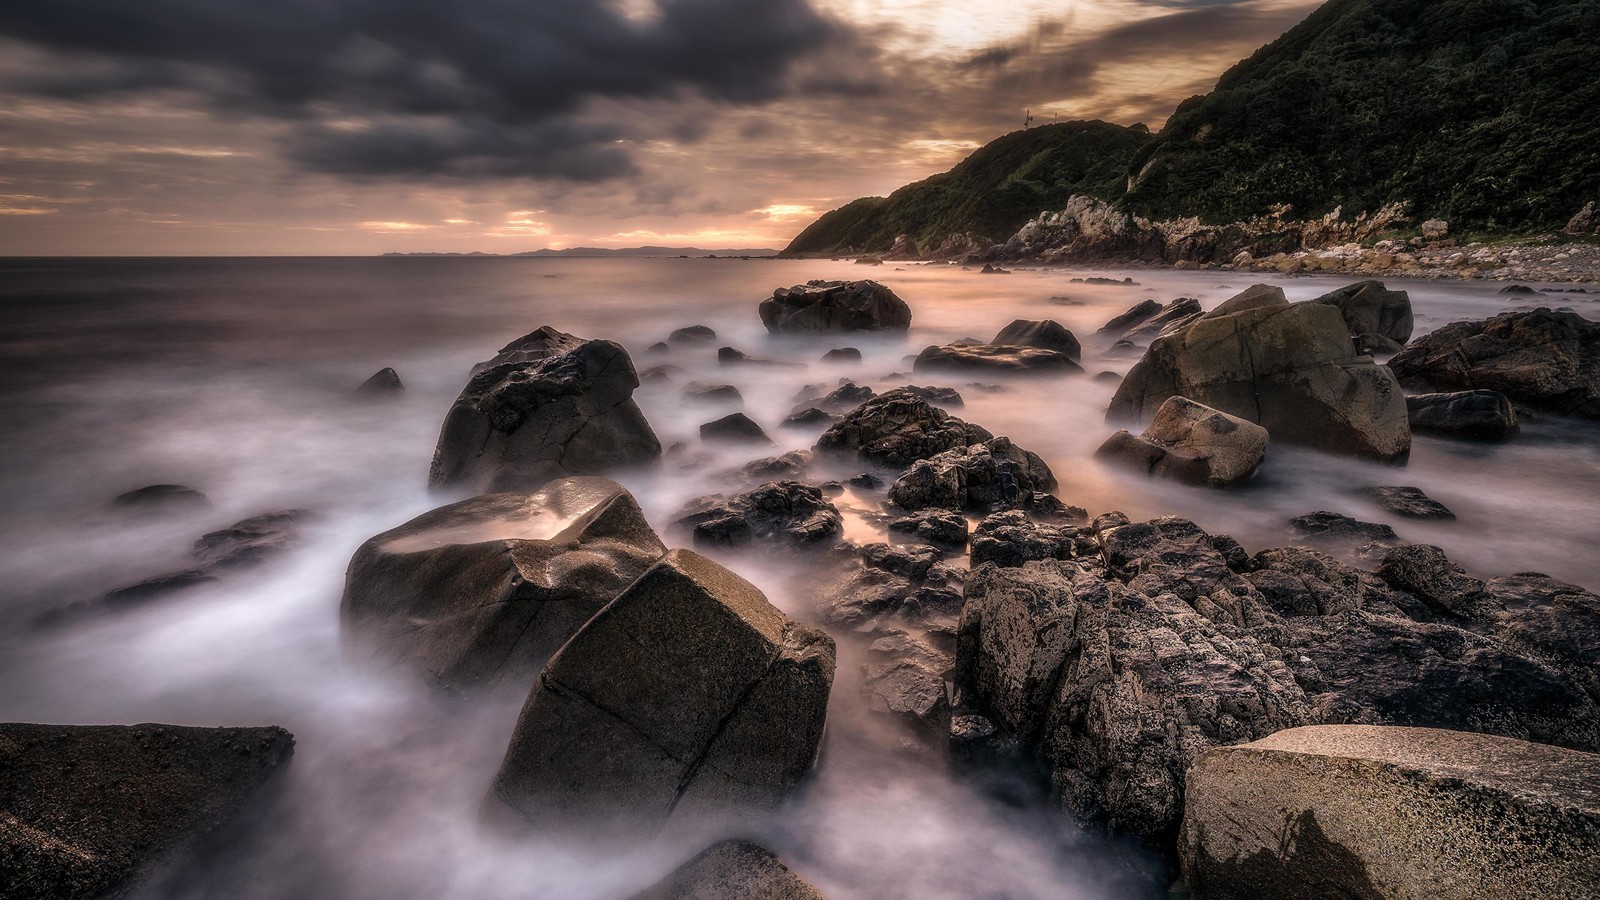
top-left (1096, 396), bottom-right (1268, 487)
top-left (489, 549), bottom-right (835, 838)
top-left (815, 542), bottom-right (964, 633)
top-left (1107, 284), bottom-right (1410, 461)
top-left (1406, 390), bottom-right (1520, 440)
top-left (672, 481), bottom-right (843, 551)
top-left (815, 390), bottom-right (991, 469)
top-left (759, 280), bottom-right (912, 333)
top-left (429, 327), bottom-right (661, 493)
top-left (888, 437), bottom-right (1056, 513)
top-left (1100, 297), bottom-right (1203, 346)
top-left (0, 723), bottom-right (293, 900)
top-left (699, 412), bottom-right (772, 445)
top-left (1310, 280), bottom-right (1413, 346)
top-left (355, 366), bottom-right (404, 397)
top-left (341, 478), bottom-right (666, 690)
top-left (1365, 485), bottom-right (1455, 520)
top-left (991, 319), bottom-right (1082, 360)
top-left (629, 840), bottom-right (829, 900)
top-left (1389, 308), bottom-right (1600, 419)
top-left (1180, 725), bottom-right (1600, 900)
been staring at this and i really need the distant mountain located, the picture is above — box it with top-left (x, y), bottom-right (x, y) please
top-left (784, 121), bottom-right (1151, 256)
top-left (382, 246), bottom-right (779, 258)
top-left (786, 0), bottom-right (1600, 255)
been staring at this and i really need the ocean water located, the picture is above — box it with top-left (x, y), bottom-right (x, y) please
top-left (1, 256), bottom-right (1597, 899)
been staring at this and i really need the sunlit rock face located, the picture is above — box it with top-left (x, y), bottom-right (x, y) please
top-left (341, 477), bottom-right (666, 691)
top-left (489, 549), bottom-right (834, 840)
top-left (1107, 284), bottom-right (1410, 462)
top-left (1180, 725), bottom-right (1600, 900)
top-left (759, 280), bottom-right (912, 334)
top-left (1095, 396), bottom-right (1268, 488)
top-left (429, 326), bottom-right (661, 493)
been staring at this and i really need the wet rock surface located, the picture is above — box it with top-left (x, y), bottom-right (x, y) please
top-left (814, 389), bottom-right (992, 469)
top-left (1309, 280), bottom-right (1413, 347)
top-left (672, 481), bottom-right (843, 551)
top-left (759, 280), bottom-right (912, 334)
top-left (341, 478), bottom-right (666, 691)
top-left (1390, 307), bottom-right (1600, 419)
top-left (914, 341), bottom-right (1084, 375)
top-left (1405, 389), bottom-right (1520, 440)
top-left (888, 436), bottom-right (1056, 514)
top-left (0, 722), bottom-right (294, 900)
top-left (1180, 725), bottom-right (1600, 900)
top-left (429, 327), bottom-right (661, 493)
top-left (490, 549), bottom-right (835, 839)
top-left (990, 319), bottom-right (1082, 359)
top-left (1096, 396), bottom-right (1267, 487)
top-left (1364, 485), bottom-right (1455, 520)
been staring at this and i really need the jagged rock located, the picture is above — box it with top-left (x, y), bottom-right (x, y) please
top-left (815, 389), bottom-right (992, 469)
top-left (816, 542), bottom-right (964, 632)
top-left (896, 384), bottom-right (963, 407)
top-left (1310, 281), bottom-right (1413, 345)
top-left (888, 437), bottom-right (1056, 513)
top-left (848, 473), bottom-right (884, 489)
top-left (821, 347), bottom-right (861, 363)
top-left (1180, 725), bottom-right (1600, 900)
top-left (429, 327), bottom-right (660, 492)
top-left (1420, 219), bottom-right (1450, 241)
top-left (629, 840), bottom-right (829, 900)
top-left (1565, 201), bottom-right (1597, 236)
top-left (672, 482), bottom-right (843, 551)
top-left (1107, 284), bottom-right (1410, 461)
top-left (1390, 308), bottom-right (1600, 419)
top-left (759, 280), bottom-right (912, 333)
top-left (783, 407), bottom-right (837, 427)
top-left (719, 346), bottom-right (801, 368)
top-left (1096, 396), bottom-right (1267, 487)
top-left (340, 479), bottom-right (665, 690)
top-left (0, 723), bottom-right (294, 900)
top-left (737, 450), bottom-right (813, 483)
top-left (1364, 486), bottom-right (1455, 520)
top-left (991, 319), bottom-right (1082, 360)
top-left (885, 234), bottom-right (919, 261)
top-left (355, 367), bottom-right (404, 397)
top-left (490, 550), bottom-right (834, 838)
top-left (888, 509), bottom-right (968, 547)
top-left (914, 342), bottom-right (1083, 375)
top-left (864, 630), bottom-right (953, 739)
top-left (669, 325), bottom-right (717, 344)
top-left (111, 484), bottom-right (210, 515)
top-left (1288, 511), bottom-right (1399, 549)
top-left (1116, 298), bottom-right (1203, 345)
top-left (1406, 390), bottom-right (1520, 440)
top-left (684, 383), bottom-right (743, 405)
top-left (700, 412), bottom-right (772, 445)
top-left (967, 510), bottom-right (1095, 568)
top-left (794, 381), bottom-right (876, 415)
top-left (1097, 299), bottom-right (1163, 336)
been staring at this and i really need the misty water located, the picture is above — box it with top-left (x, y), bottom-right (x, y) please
top-left (2, 256), bottom-right (1598, 899)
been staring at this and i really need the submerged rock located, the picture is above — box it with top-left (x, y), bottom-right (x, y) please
top-left (1107, 284), bottom-right (1410, 461)
top-left (1406, 390), bottom-right (1520, 440)
top-left (991, 319), bottom-right (1082, 360)
top-left (1389, 307), bottom-right (1600, 419)
top-left (489, 550), bottom-right (835, 839)
top-left (1180, 725), bottom-right (1600, 900)
top-left (914, 342), bottom-right (1083, 375)
top-left (1096, 396), bottom-right (1267, 487)
top-left (1365, 485), bottom-right (1455, 520)
top-left (111, 484), bottom-right (210, 515)
top-left (429, 326), bottom-right (660, 493)
top-left (672, 481), bottom-right (843, 551)
top-left (629, 840), bottom-right (829, 900)
top-left (759, 280), bottom-right (912, 333)
top-left (355, 366), bottom-right (404, 397)
top-left (815, 389), bottom-right (991, 469)
top-left (668, 324), bottom-right (717, 344)
top-left (699, 412), bottom-right (773, 445)
top-left (341, 478), bottom-right (665, 691)
top-left (0, 722), bottom-right (294, 900)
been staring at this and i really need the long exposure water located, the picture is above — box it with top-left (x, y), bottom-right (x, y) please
top-left (2, 256), bottom-right (1597, 898)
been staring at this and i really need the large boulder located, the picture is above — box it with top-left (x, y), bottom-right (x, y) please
top-left (991, 319), bottom-right (1082, 360)
top-left (489, 549), bottom-right (835, 838)
top-left (629, 840), bottom-right (829, 900)
top-left (1107, 284), bottom-right (1410, 461)
top-left (429, 327), bottom-right (661, 493)
top-left (0, 723), bottom-right (293, 899)
top-left (1096, 396), bottom-right (1268, 487)
top-left (759, 280), bottom-right (912, 333)
top-left (1099, 298), bottom-right (1203, 346)
top-left (914, 342), bottom-right (1083, 375)
top-left (815, 390), bottom-right (991, 469)
top-left (341, 478), bottom-right (666, 691)
top-left (888, 437), bottom-right (1056, 513)
top-left (671, 481), bottom-right (843, 551)
top-left (1180, 725), bottom-right (1600, 899)
top-left (1309, 280), bottom-right (1413, 347)
top-left (1406, 389), bottom-right (1520, 440)
top-left (1389, 308), bottom-right (1600, 419)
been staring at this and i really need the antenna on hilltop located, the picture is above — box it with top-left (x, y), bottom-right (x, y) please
top-left (1024, 109), bottom-right (1034, 129)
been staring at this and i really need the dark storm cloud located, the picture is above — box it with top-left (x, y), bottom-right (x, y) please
top-left (0, 0), bottom-right (851, 180)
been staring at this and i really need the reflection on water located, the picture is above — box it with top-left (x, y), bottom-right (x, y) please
top-left (0, 257), bottom-right (1596, 898)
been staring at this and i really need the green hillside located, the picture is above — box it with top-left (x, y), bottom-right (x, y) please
top-left (784, 120), bottom-right (1151, 255)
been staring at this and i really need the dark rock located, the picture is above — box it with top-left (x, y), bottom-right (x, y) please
top-left (429, 327), bottom-right (661, 492)
top-left (759, 280), bottom-right (912, 334)
top-left (1180, 725), bottom-right (1600, 900)
top-left (640, 364), bottom-right (681, 385)
top-left (719, 346), bottom-right (801, 368)
top-left (628, 840), bottom-right (829, 900)
top-left (1365, 486), bottom-right (1455, 520)
top-left (979, 263), bottom-right (1009, 274)
top-left (1309, 280), bottom-right (1413, 345)
top-left (355, 367), bottom-right (404, 397)
top-left (816, 543), bottom-right (964, 632)
top-left (737, 450), bottom-right (812, 483)
top-left (672, 482), bottom-right (843, 551)
top-left (1288, 511), bottom-right (1399, 548)
top-left (669, 324), bottom-right (717, 344)
top-left (864, 630), bottom-right (954, 739)
top-left (1499, 284), bottom-right (1539, 294)
top-left (1097, 299), bottom-right (1163, 336)
top-left (888, 437), bottom-right (1056, 514)
top-left (648, 342), bottom-right (671, 355)
top-left (0, 722), bottom-right (294, 900)
top-left (1093, 371), bottom-right (1122, 384)
top-left (782, 407), bottom-right (838, 428)
top-left (895, 384), bottom-right (964, 407)
top-left (111, 484), bottom-right (210, 515)
top-left (821, 347), bottom-right (862, 363)
top-left (1118, 298), bottom-right (1203, 345)
top-left (1373, 543), bottom-right (1492, 618)
top-left (889, 509), bottom-right (968, 547)
top-left (700, 412), bottom-right (773, 445)
top-left (1405, 390), bottom-right (1520, 440)
top-left (801, 381), bottom-right (876, 414)
top-left (1108, 285), bottom-right (1410, 461)
top-left (684, 383), bottom-right (743, 405)
top-left (847, 473), bottom-right (884, 489)
top-left (340, 479), bottom-right (665, 690)
top-left (914, 342), bottom-right (1083, 375)
top-left (1390, 308), bottom-right (1600, 419)
top-left (815, 389), bottom-right (992, 469)
top-left (490, 550), bottom-right (834, 838)
top-left (1095, 396), bottom-right (1268, 487)
top-left (967, 510), bottom-right (1095, 568)
top-left (991, 319), bottom-right (1082, 360)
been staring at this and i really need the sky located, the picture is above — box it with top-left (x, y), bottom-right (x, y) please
top-left (0, 0), bottom-right (1320, 255)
